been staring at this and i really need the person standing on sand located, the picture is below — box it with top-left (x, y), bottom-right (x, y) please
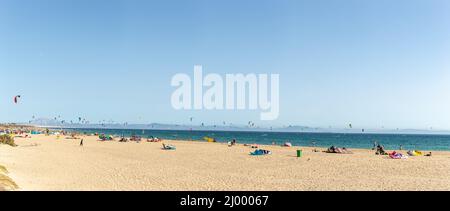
top-left (80, 139), bottom-right (84, 146)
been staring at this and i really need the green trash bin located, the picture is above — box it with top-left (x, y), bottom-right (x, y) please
top-left (297, 149), bottom-right (302, 158)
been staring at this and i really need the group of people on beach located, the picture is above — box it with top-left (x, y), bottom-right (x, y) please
top-left (8, 127), bottom-right (438, 159)
top-left (373, 142), bottom-right (432, 157)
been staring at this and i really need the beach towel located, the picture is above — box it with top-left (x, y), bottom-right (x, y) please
top-left (250, 149), bottom-right (272, 156)
top-left (407, 150), bottom-right (423, 156)
top-left (389, 151), bottom-right (408, 159)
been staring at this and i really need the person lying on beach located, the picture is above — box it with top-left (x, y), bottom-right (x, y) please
top-left (228, 139), bottom-right (237, 147)
top-left (425, 152), bottom-right (432, 157)
top-left (342, 147), bottom-right (353, 154)
top-left (148, 137), bottom-right (162, 142)
top-left (243, 143), bottom-right (258, 148)
top-left (325, 146), bottom-right (337, 153)
top-left (162, 143), bottom-right (176, 150)
top-left (325, 146), bottom-right (352, 154)
top-left (130, 135), bottom-right (141, 142)
top-left (282, 142), bottom-right (292, 147)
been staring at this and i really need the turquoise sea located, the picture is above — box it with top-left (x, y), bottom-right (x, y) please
top-left (64, 128), bottom-right (450, 151)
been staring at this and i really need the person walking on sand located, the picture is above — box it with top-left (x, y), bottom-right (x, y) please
top-left (80, 139), bottom-right (84, 146)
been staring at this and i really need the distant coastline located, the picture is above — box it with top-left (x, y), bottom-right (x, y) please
top-left (29, 124), bottom-right (450, 136)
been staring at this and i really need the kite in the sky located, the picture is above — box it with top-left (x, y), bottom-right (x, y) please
top-left (13, 95), bottom-right (21, 104)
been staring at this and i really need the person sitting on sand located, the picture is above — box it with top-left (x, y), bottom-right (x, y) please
top-left (326, 146), bottom-right (337, 153)
top-left (375, 144), bottom-right (387, 155)
top-left (228, 139), bottom-right (236, 147)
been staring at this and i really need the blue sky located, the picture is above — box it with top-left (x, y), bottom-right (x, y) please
top-left (1, 0), bottom-right (450, 130)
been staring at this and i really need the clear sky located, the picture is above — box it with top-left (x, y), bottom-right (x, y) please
top-left (1, 0), bottom-right (450, 130)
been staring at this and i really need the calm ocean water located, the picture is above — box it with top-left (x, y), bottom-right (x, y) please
top-left (63, 128), bottom-right (450, 151)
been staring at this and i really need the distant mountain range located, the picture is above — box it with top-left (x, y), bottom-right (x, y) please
top-left (23, 118), bottom-right (450, 135)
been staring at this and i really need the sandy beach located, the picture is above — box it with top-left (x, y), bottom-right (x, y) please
top-left (1, 134), bottom-right (449, 191)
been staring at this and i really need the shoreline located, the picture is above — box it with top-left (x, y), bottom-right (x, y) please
top-left (7, 125), bottom-right (449, 151)
top-left (60, 128), bottom-right (450, 151)
top-left (52, 126), bottom-right (450, 136)
top-left (1, 134), bottom-right (449, 191)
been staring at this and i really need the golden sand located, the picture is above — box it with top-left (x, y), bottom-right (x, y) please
top-left (0, 134), bottom-right (449, 191)
top-left (0, 165), bottom-right (18, 191)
